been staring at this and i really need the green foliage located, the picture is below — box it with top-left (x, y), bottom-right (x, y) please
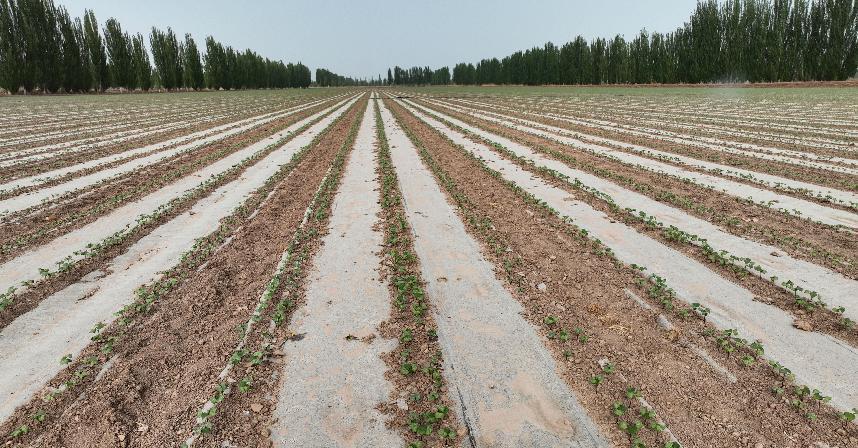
top-left (103, 17), bottom-right (133, 88)
top-left (204, 36), bottom-right (310, 90)
top-left (0, 0), bottom-right (313, 93)
top-left (405, 0), bottom-right (858, 86)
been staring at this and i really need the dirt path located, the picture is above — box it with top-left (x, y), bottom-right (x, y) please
top-left (379, 99), bottom-right (607, 447)
top-left (270, 100), bottom-right (403, 446)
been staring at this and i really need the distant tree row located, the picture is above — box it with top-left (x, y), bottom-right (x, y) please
top-left (441, 0), bottom-right (858, 86)
top-left (315, 68), bottom-right (385, 86)
top-left (204, 38), bottom-right (310, 90)
top-left (0, 0), bottom-right (310, 93)
top-left (384, 66), bottom-right (451, 85)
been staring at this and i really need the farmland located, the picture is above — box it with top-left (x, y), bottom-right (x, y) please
top-left (0, 85), bottom-right (856, 448)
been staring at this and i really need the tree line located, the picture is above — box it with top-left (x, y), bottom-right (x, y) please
top-left (447, 0), bottom-right (858, 85)
top-left (0, 0), bottom-right (311, 93)
top-left (383, 66), bottom-right (451, 85)
top-left (315, 68), bottom-right (385, 86)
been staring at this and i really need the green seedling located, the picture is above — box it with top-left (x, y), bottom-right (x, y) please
top-left (238, 377), bottom-right (252, 393)
top-left (589, 375), bottom-right (604, 388)
top-left (60, 354), bottom-right (72, 365)
top-left (439, 427), bottom-right (455, 439)
top-left (691, 302), bottom-right (710, 321)
top-left (229, 349), bottom-right (246, 365)
top-left (650, 421), bottom-right (667, 431)
top-left (639, 407), bottom-right (656, 421)
top-left (617, 419), bottom-right (643, 437)
top-left (400, 328), bottom-right (414, 343)
top-left (602, 363), bottom-right (615, 375)
top-left (400, 363), bottom-right (417, 376)
top-left (10, 424), bottom-right (29, 437)
top-left (611, 402), bottom-right (627, 417)
top-left (625, 387), bottom-right (641, 399)
top-left (32, 410), bottom-right (46, 423)
top-left (543, 315), bottom-right (558, 326)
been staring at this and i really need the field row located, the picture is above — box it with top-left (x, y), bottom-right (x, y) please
top-left (0, 89), bottom-right (855, 447)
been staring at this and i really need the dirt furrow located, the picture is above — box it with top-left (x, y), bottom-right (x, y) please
top-left (0, 97), bottom-right (366, 447)
top-left (0, 97), bottom-right (359, 325)
top-left (379, 98), bottom-right (607, 447)
top-left (267, 99), bottom-right (403, 446)
top-left (401, 99), bottom-right (858, 327)
top-left (0, 98), bottom-right (349, 217)
top-left (384, 95), bottom-right (857, 448)
top-left (418, 98), bottom-right (858, 225)
top-left (392, 96), bottom-right (858, 413)
top-left (442, 97), bottom-right (858, 195)
top-left (0, 98), bottom-right (337, 190)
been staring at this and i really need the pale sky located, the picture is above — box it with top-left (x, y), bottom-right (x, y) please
top-left (58, 0), bottom-right (701, 80)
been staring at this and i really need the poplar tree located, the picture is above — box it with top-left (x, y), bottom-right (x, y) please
top-left (83, 9), bottom-right (107, 91)
top-left (182, 33), bottom-right (203, 89)
top-left (131, 33), bottom-right (151, 90)
top-left (104, 18), bottom-right (133, 88)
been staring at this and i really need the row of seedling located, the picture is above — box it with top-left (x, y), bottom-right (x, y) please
top-left (375, 101), bottom-right (458, 448)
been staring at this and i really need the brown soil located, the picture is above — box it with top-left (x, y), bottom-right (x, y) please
top-left (386, 97), bottom-right (857, 448)
top-left (0, 100), bottom-right (286, 158)
top-left (0, 106), bottom-right (270, 183)
top-left (185, 98), bottom-right (365, 448)
top-left (0, 99), bottom-right (332, 194)
top-left (0, 102), bottom-right (338, 333)
top-left (416, 100), bottom-right (858, 280)
top-left (0, 99), bottom-right (365, 448)
top-left (0, 101), bottom-right (334, 265)
top-left (415, 99), bottom-right (858, 348)
top-left (372, 99), bottom-right (463, 447)
top-left (444, 99), bottom-right (858, 195)
top-left (459, 98), bottom-right (858, 160)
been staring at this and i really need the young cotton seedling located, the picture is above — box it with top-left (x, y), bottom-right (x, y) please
top-left (690, 302), bottom-right (710, 321)
top-left (625, 387), bottom-right (641, 400)
top-left (589, 375), bottom-right (604, 390)
top-left (10, 424), bottom-right (29, 438)
top-left (400, 363), bottom-right (417, 376)
top-left (238, 377), bottom-right (252, 393)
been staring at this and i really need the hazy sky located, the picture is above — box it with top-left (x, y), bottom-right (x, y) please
top-left (58, 0), bottom-right (700, 80)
